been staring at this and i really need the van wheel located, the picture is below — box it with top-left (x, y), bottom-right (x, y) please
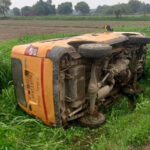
top-left (78, 113), bottom-right (105, 128)
top-left (128, 35), bottom-right (150, 44)
top-left (78, 43), bottom-right (112, 58)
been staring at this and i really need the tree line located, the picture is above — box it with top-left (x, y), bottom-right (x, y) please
top-left (0, 0), bottom-right (150, 17)
top-left (96, 0), bottom-right (150, 18)
top-left (13, 0), bottom-right (90, 16)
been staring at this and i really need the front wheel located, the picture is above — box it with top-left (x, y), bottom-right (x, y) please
top-left (128, 35), bottom-right (150, 44)
top-left (78, 43), bottom-right (112, 58)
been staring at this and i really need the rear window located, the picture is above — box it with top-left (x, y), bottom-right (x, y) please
top-left (11, 58), bottom-right (27, 107)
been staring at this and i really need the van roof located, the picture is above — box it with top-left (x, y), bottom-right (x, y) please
top-left (12, 32), bottom-right (142, 58)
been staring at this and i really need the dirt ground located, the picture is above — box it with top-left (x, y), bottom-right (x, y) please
top-left (141, 145), bottom-right (150, 150)
top-left (133, 144), bottom-right (150, 150)
top-left (0, 20), bottom-right (150, 41)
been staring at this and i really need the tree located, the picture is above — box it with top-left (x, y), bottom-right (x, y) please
top-left (115, 4), bottom-right (132, 14)
top-left (46, 0), bottom-right (56, 15)
top-left (114, 9), bottom-right (122, 18)
top-left (0, 0), bottom-right (11, 16)
top-left (57, 2), bottom-right (73, 15)
top-left (96, 5), bottom-right (110, 14)
top-left (47, 4), bottom-right (56, 15)
top-left (33, 0), bottom-right (47, 16)
top-left (13, 7), bottom-right (20, 16)
top-left (96, 0), bottom-right (150, 15)
top-left (138, 3), bottom-right (150, 14)
top-left (21, 6), bottom-right (34, 16)
top-left (103, 7), bottom-right (114, 15)
top-left (47, 0), bottom-right (52, 4)
top-left (75, 2), bottom-right (90, 15)
top-left (113, 3), bottom-right (132, 17)
top-left (33, 0), bottom-right (55, 16)
top-left (97, 3), bottom-right (132, 15)
top-left (128, 0), bottom-right (142, 13)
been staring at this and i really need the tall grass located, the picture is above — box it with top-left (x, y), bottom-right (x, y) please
top-left (0, 27), bottom-right (150, 150)
top-left (95, 53), bottom-right (150, 149)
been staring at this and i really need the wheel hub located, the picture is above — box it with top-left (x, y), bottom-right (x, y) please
top-left (78, 112), bottom-right (105, 128)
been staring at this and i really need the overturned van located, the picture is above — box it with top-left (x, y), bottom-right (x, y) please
top-left (11, 32), bottom-right (150, 128)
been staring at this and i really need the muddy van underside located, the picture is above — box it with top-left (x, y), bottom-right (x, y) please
top-left (12, 32), bottom-right (150, 127)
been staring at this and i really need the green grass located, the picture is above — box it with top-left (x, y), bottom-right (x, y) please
top-left (0, 27), bottom-right (150, 150)
top-left (1, 15), bottom-right (150, 21)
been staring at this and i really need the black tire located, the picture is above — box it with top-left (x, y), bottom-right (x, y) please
top-left (128, 35), bottom-right (150, 44)
top-left (78, 113), bottom-right (106, 128)
top-left (78, 43), bottom-right (112, 58)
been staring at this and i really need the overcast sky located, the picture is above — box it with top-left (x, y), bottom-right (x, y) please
top-left (11, 0), bottom-right (150, 9)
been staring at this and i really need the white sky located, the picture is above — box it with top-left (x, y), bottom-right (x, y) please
top-left (11, 0), bottom-right (150, 9)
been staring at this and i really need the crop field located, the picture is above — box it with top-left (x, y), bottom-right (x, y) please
top-left (3, 15), bottom-right (150, 21)
top-left (0, 20), bottom-right (150, 150)
top-left (0, 20), bottom-right (150, 41)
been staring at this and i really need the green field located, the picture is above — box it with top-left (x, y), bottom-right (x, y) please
top-left (0, 27), bottom-right (150, 150)
top-left (1, 15), bottom-right (150, 21)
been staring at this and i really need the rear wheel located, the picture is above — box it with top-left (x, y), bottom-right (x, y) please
top-left (78, 43), bottom-right (112, 58)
